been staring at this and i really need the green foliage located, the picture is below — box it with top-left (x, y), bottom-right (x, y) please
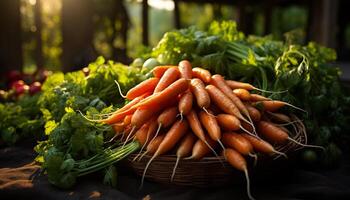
top-left (33, 57), bottom-right (144, 188)
top-left (0, 95), bottom-right (44, 145)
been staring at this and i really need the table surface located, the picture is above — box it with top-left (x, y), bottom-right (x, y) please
top-left (1, 143), bottom-right (350, 200)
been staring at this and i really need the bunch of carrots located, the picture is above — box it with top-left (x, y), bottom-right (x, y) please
top-left (90, 60), bottom-right (321, 200)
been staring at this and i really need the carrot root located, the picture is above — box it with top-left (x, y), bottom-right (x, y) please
top-left (171, 156), bottom-right (181, 182)
top-left (114, 80), bottom-right (127, 98)
top-left (244, 168), bottom-right (255, 200)
top-left (287, 137), bottom-right (325, 151)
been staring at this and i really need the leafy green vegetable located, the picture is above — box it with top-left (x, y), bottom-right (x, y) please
top-left (34, 57), bottom-right (145, 188)
top-left (0, 94), bottom-right (44, 145)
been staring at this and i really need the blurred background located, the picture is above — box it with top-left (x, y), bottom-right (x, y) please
top-left (0, 0), bottom-right (349, 74)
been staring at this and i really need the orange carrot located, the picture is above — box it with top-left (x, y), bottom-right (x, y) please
top-left (224, 148), bottom-right (255, 200)
top-left (102, 93), bottom-right (148, 124)
top-left (205, 84), bottom-right (244, 120)
top-left (171, 133), bottom-right (196, 181)
top-left (258, 121), bottom-right (324, 151)
top-left (245, 104), bottom-right (261, 122)
top-left (226, 80), bottom-right (255, 90)
top-left (112, 122), bottom-right (124, 133)
top-left (137, 78), bottom-right (188, 110)
top-left (250, 94), bottom-right (271, 102)
top-left (146, 135), bottom-right (165, 154)
top-left (186, 109), bottom-right (218, 157)
top-left (158, 106), bottom-right (179, 128)
top-left (141, 120), bottom-right (188, 187)
top-left (211, 75), bottom-right (251, 123)
top-left (152, 65), bottom-right (177, 78)
top-left (255, 100), bottom-right (306, 113)
top-left (126, 78), bottom-right (159, 100)
top-left (154, 67), bottom-right (180, 93)
top-left (217, 114), bottom-right (241, 131)
top-left (192, 67), bottom-right (211, 83)
top-left (258, 121), bottom-right (288, 144)
top-left (233, 88), bottom-right (251, 101)
top-left (131, 108), bottom-right (157, 129)
top-left (187, 136), bottom-right (217, 160)
top-left (151, 106), bottom-right (179, 148)
top-left (222, 132), bottom-right (254, 156)
top-left (199, 110), bottom-right (224, 150)
top-left (178, 90), bottom-right (193, 118)
top-left (178, 60), bottom-right (192, 79)
top-left (241, 134), bottom-right (287, 158)
top-left (267, 112), bottom-right (291, 123)
top-left (185, 110), bottom-right (206, 141)
top-left (135, 123), bottom-right (151, 146)
top-left (123, 114), bottom-right (132, 126)
top-left (103, 106), bottom-right (138, 125)
top-left (257, 100), bottom-right (285, 112)
top-left (190, 78), bottom-right (210, 109)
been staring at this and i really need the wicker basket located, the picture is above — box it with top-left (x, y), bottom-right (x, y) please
top-left (126, 115), bottom-right (306, 187)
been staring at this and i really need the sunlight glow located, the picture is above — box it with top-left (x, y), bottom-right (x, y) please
top-left (148, 0), bottom-right (174, 11)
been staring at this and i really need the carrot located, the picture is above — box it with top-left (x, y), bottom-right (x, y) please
top-left (250, 94), bottom-right (271, 102)
top-left (241, 120), bottom-right (254, 134)
top-left (258, 121), bottom-right (323, 150)
top-left (256, 100), bottom-right (285, 112)
top-left (241, 134), bottom-right (287, 158)
top-left (153, 106), bottom-right (178, 139)
top-left (133, 117), bottom-right (159, 161)
top-left (258, 121), bottom-right (289, 144)
top-left (256, 100), bottom-right (306, 113)
top-left (136, 78), bottom-right (188, 110)
top-left (192, 67), bottom-right (211, 83)
top-left (112, 122), bottom-right (124, 133)
top-left (154, 67), bottom-right (181, 93)
top-left (190, 78), bottom-right (210, 110)
top-left (100, 93), bottom-right (148, 124)
top-left (149, 106), bottom-right (179, 153)
top-left (186, 136), bottom-right (217, 160)
top-left (210, 75), bottom-right (252, 123)
top-left (222, 133), bottom-right (256, 163)
top-left (226, 80), bottom-right (255, 90)
top-left (185, 110), bottom-right (206, 141)
top-left (178, 60), bottom-right (192, 79)
top-left (178, 90), bottom-right (193, 119)
top-left (171, 133), bottom-right (196, 181)
top-left (103, 105), bottom-right (138, 125)
top-left (137, 133), bottom-right (165, 162)
top-left (158, 106), bottom-right (179, 128)
top-left (199, 110), bottom-right (225, 150)
top-left (244, 103), bottom-right (261, 122)
top-left (224, 148), bottom-right (255, 200)
top-left (131, 108), bottom-right (157, 129)
top-left (141, 120), bottom-right (188, 187)
top-left (152, 65), bottom-right (177, 78)
top-left (233, 88), bottom-right (251, 101)
top-left (205, 84), bottom-right (244, 120)
top-left (185, 110), bottom-right (218, 157)
top-left (135, 123), bottom-right (151, 146)
top-left (123, 114), bottom-right (132, 126)
top-left (217, 114), bottom-right (241, 131)
top-left (266, 112), bottom-right (291, 123)
top-left (145, 135), bottom-right (165, 154)
top-left (125, 78), bottom-right (159, 100)
top-left (226, 79), bottom-right (281, 94)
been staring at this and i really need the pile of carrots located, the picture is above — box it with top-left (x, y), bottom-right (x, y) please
top-left (95, 60), bottom-right (319, 200)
